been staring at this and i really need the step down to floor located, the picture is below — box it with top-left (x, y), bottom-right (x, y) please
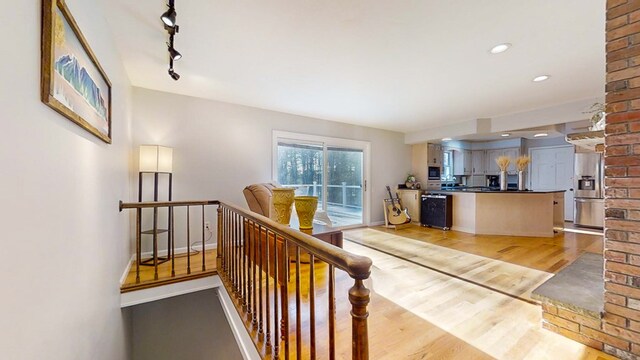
top-left (532, 252), bottom-right (604, 318)
top-left (532, 253), bottom-right (609, 352)
top-left (121, 275), bottom-right (222, 308)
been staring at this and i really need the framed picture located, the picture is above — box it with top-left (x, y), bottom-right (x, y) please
top-left (41, 0), bottom-right (112, 144)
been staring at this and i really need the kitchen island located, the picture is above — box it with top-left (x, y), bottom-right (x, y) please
top-left (428, 189), bottom-right (565, 237)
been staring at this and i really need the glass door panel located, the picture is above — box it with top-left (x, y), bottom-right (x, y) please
top-left (327, 147), bottom-right (363, 227)
top-left (276, 141), bottom-right (324, 209)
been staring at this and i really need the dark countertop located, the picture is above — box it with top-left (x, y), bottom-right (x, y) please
top-left (428, 188), bottom-right (566, 194)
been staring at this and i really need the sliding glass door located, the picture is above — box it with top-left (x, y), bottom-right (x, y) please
top-left (274, 132), bottom-right (369, 228)
top-left (326, 147), bottom-right (363, 227)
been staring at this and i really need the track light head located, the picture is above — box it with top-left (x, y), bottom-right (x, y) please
top-left (168, 46), bottom-right (182, 61)
top-left (168, 69), bottom-right (180, 81)
top-left (160, 7), bottom-right (177, 27)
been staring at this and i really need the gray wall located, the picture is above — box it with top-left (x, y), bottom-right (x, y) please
top-left (132, 87), bottom-right (411, 233)
top-left (132, 290), bottom-right (242, 360)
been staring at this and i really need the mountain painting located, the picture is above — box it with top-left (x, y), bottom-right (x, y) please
top-left (41, 1), bottom-right (112, 143)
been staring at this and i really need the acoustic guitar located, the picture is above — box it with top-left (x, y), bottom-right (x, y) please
top-left (385, 186), bottom-right (411, 225)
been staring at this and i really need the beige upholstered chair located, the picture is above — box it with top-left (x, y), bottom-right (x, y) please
top-left (243, 183), bottom-right (279, 218)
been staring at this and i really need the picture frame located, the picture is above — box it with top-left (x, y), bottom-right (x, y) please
top-left (41, 0), bottom-right (112, 144)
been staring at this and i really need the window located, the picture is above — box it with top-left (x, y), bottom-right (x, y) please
top-left (443, 150), bottom-right (453, 181)
top-left (273, 131), bottom-right (370, 228)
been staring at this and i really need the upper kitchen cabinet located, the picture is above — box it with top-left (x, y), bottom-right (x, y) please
top-left (471, 150), bottom-right (485, 175)
top-left (453, 149), bottom-right (472, 176)
top-left (503, 148), bottom-right (520, 174)
top-left (485, 147), bottom-right (521, 174)
top-left (427, 143), bottom-right (443, 167)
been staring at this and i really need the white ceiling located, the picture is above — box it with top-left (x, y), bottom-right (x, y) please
top-left (103, 0), bottom-right (605, 133)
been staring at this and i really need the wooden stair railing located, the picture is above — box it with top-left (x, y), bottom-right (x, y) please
top-left (119, 200), bottom-right (220, 291)
top-left (119, 199), bottom-right (372, 359)
top-left (218, 202), bottom-right (372, 360)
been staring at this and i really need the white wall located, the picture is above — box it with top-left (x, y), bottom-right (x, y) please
top-left (132, 87), bottom-right (410, 242)
top-left (0, 1), bottom-right (133, 359)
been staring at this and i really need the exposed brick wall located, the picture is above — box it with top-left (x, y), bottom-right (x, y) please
top-left (605, 0), bottom-right (640, 358)
top-left (541, 304), bottom-right (604, 348)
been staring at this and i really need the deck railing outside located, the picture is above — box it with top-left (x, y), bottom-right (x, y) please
top-left (119, 199), bottom-right (372, 359)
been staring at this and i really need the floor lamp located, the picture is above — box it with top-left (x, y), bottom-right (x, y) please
top-left (138, 145), bottom-right (173, 266)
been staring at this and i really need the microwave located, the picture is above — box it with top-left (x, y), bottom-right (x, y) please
top-left (428, 166), bottom-right (441, 180)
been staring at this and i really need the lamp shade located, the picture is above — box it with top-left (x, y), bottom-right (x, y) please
top-left (139, 145), bottom-right (173, 173)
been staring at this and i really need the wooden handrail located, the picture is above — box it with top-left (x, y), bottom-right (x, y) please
top-left (219, 201), bottom-right (372, 280)
top-left (119, 198), bottom-right (372, 278)
top-left (119, 199), bottom-right (220, 211)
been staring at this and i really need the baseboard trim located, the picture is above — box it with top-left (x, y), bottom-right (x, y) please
top-left (217, 286), bottom-right (261, 360)
top-left (369, 220), bottom-right (385, 226)
top-left (119, 254), bottom-right (135, 285)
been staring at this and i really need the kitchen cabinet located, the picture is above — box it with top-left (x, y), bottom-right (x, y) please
top-left (453, 149), bottom-right (472, 176)
top-left (397, 189), bottom-right (421, 225)
top-left (504, 148), bottom-right (520, 174)
top-left (485, 147), bottom-right (520, 174)
top-left (472, 150), bottom-right (486, 175)
top-left (486, 149), bottom-right (503, 174)
top-left (427, 143), bottom-right (442, 167)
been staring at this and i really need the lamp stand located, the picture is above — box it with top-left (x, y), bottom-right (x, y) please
top-left (138, 171), bottom-right (173, 266)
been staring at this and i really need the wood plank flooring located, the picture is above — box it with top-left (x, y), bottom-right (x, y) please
top-left (121, 249), bottom-right (217, 292)
top-left (336, 225), bottom-right (613, 360)
top-left (231, 225), bottom-right (613, 359)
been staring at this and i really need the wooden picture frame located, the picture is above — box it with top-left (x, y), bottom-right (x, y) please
top-left (41, 0), bottom-right (112, 144)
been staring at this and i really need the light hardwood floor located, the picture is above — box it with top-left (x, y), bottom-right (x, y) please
top-left (335, 225), bottom-right (613, 360)
top-left (121, 249), bottom-right (217, 292)
top-left (236, 225), bottom-right (613, 359)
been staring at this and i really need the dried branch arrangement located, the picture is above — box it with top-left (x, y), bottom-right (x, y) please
top-left (496, 156), bottom-right (511, 171)
top-left (516, 155), bottom-right (531, 172)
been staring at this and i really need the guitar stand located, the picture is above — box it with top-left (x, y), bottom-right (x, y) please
top-left (383, 199), bottom-right (412, 229)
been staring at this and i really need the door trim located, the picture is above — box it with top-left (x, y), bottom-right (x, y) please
top-left (272, 130), bottom-right (372, 226)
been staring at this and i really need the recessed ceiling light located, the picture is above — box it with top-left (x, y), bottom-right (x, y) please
top-left (501, 133), bottom-right (510, 137)
top-left (490, 43), bottom-right (511, 54)
top-left (534, 133), bottom-right (548, 137)
top-left (533, 75), bottom-right (550, 82)
top-left (442, 137), bottom-right (452, 141)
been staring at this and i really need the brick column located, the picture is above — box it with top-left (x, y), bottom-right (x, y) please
top-left (604, 0), bottom-right (640, 358)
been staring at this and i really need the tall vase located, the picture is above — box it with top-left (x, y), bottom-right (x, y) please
top-left (294, 196), bottom-right (318, 230)
top-left (518, 171), bottom-right (525, 191)
top-left (500, 171), bottom-right (508, 191)
top-left (272, 188), bottom-right (295, 225)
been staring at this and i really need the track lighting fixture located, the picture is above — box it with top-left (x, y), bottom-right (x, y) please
top-left (168, 45), bottom-right (182, 61)
top-left (160, 6), bottom-right (176, 27)
top-left (168, 68), bottom-right (180, 81)
top-left (161, 0), bottom-right (182, 80)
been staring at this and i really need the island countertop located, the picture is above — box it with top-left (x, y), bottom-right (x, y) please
top-left (421, 190), bottom-right (565, 237)
top-left (428, 189), bottom-right (566, 194)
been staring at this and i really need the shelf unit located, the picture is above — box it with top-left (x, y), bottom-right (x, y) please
top-left (138, 171), bottom-right (173, 266)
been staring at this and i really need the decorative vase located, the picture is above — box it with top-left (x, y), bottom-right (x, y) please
top-left (500, 171), bottom-right (508, 191)
top-left (518, 171), bottom-right (525, 191)
top-left (272, 188), bottom-right (295, 225)
top-left (294, 196), bottom-right (318, 230)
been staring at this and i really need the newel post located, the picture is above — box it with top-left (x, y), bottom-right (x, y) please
top-left (216, 205), bottom-right (223, 271)
top-left (349, 278), bottom-right (370, 360)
